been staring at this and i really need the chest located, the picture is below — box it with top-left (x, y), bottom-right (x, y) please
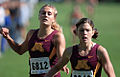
top-left (29, 39), bottom-right (53, 52)
top-left (70, 50), bottom-right (98, 70)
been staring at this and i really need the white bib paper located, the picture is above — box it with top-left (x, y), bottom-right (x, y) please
top-left (30, 57), bottom-right (51, 74)
top-left (72, 70), bottom-right (93, 77)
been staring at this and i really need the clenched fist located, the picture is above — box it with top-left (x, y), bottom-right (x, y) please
top-left (0, 27), bottom-right (10, 39)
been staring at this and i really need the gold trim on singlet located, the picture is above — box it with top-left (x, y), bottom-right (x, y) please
top-left (93, 62), bottom-right (101, 77)
top-left (49, 47), bottom-right (56, 59)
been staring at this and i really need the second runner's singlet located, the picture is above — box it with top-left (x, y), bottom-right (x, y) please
top-left (70, 43), bottom-right (102, 77)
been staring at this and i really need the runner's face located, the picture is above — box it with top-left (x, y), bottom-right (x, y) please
top-left (77, 23), bottom-right (94, 43)
top-left (39, 6), bottom-right (55, 26)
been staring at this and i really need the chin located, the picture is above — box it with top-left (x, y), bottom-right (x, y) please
top-left (83, 40), bottom-right (88, 43)
top-left (42, 22), bottom-right (49, 26)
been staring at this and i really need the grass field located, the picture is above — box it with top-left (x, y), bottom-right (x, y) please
top-left (0, 2), bottom-right (120, 77)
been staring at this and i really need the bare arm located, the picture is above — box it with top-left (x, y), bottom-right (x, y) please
top-left (53, 32), bottom-right (66, 59)
top-left (45, 47), bottom-right (72, 77)
top-left (0, 27), bottom-right (34, 55)
top-left (97, 46), bottom-right (116, 77)
top-left (53, 32), bottom-right (70, 73)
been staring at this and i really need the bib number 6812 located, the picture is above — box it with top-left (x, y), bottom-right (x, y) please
top-left (30, 57), bottom-right (51, 74)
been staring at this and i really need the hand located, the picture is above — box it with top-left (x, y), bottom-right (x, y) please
top-left (61, 66), bottom-right (69, 75)
top-left (0, 27), bottom-right (9, 39)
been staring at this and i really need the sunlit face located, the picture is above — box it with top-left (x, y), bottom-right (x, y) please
top-left (77, 23), bottom-right (94, 43)
top-left (39, 6), bottom-right (55, 26)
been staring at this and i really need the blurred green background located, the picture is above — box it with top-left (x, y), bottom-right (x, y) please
top-left (0, 1), bottom-right (120, 77)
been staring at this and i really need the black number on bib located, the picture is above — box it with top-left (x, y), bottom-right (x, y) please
top-left (32, 61), bottom-right (49, 70)
top-left (74, 75), bottom-right (77, 77)
top-left (87, 75), bottom-right (90, 77)
top-left (39, 62), bottom-right (44, 69)
top-left (32, 63), bottom-right (35, 70)
top-left (44, 61), bottom-right (48, 69)
top-left (78, 75), bottom-right (81, 77)
top-left (36, 62), bottom-right (39, 70)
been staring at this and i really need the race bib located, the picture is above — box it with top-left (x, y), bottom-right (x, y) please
top-left (30, 57), bottom-right (51, 74)
top-left (72, 70), bottom-right (93, 77)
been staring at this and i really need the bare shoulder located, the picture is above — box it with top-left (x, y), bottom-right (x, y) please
top-left (53, 31), bottom-right (65, 44)
top-left (97, 45), bottom-right (109, 60)
top-left (54, 31), bottom-right (65, 39)
top-left (26, 29), bottom-right (37, 41)
top-left (97, 45), bottom-right (107, 54)
top-left (27, 29), bottom-right (36, 35)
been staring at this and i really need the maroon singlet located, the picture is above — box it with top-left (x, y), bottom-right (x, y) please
top-left (70, 43), bottom-right (102, 77)
top-left (28, 29), bottom-right (61, 77)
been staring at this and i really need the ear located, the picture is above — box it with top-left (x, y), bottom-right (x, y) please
top-left (73, 29), bottom-right (77, 36)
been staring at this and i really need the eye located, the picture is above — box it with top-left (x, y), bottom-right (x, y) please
top-left (80, 29), bottom-right (84, 32)
top-left (86, 29), bottom-right (90, 32)
top-left (48, 12), bottom-right (52, 16)
top-left (42, 12), bottom-right (46, 15)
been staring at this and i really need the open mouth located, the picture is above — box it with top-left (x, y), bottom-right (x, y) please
top-left (43, 18), bottom-right (48, 22)
top-left (82, 37), bottom-right (87, 40)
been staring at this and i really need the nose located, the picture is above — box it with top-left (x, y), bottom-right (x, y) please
top-left (45, 13), bottom-right (48, 17)
top-left (83, 30), bottom-right (87, 35)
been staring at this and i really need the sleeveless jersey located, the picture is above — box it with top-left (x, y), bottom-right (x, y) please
top-left (28, 29), bottom-right (61, 77)
top-left (70, 43), bottom-right (102, 77)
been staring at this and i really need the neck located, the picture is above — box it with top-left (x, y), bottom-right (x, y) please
top-left (38, 24), bottom-right (54, 38)
top-left (79, 41), bottom-right (93, 51)
top-left (78, 41), bottom-right (93, 56)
